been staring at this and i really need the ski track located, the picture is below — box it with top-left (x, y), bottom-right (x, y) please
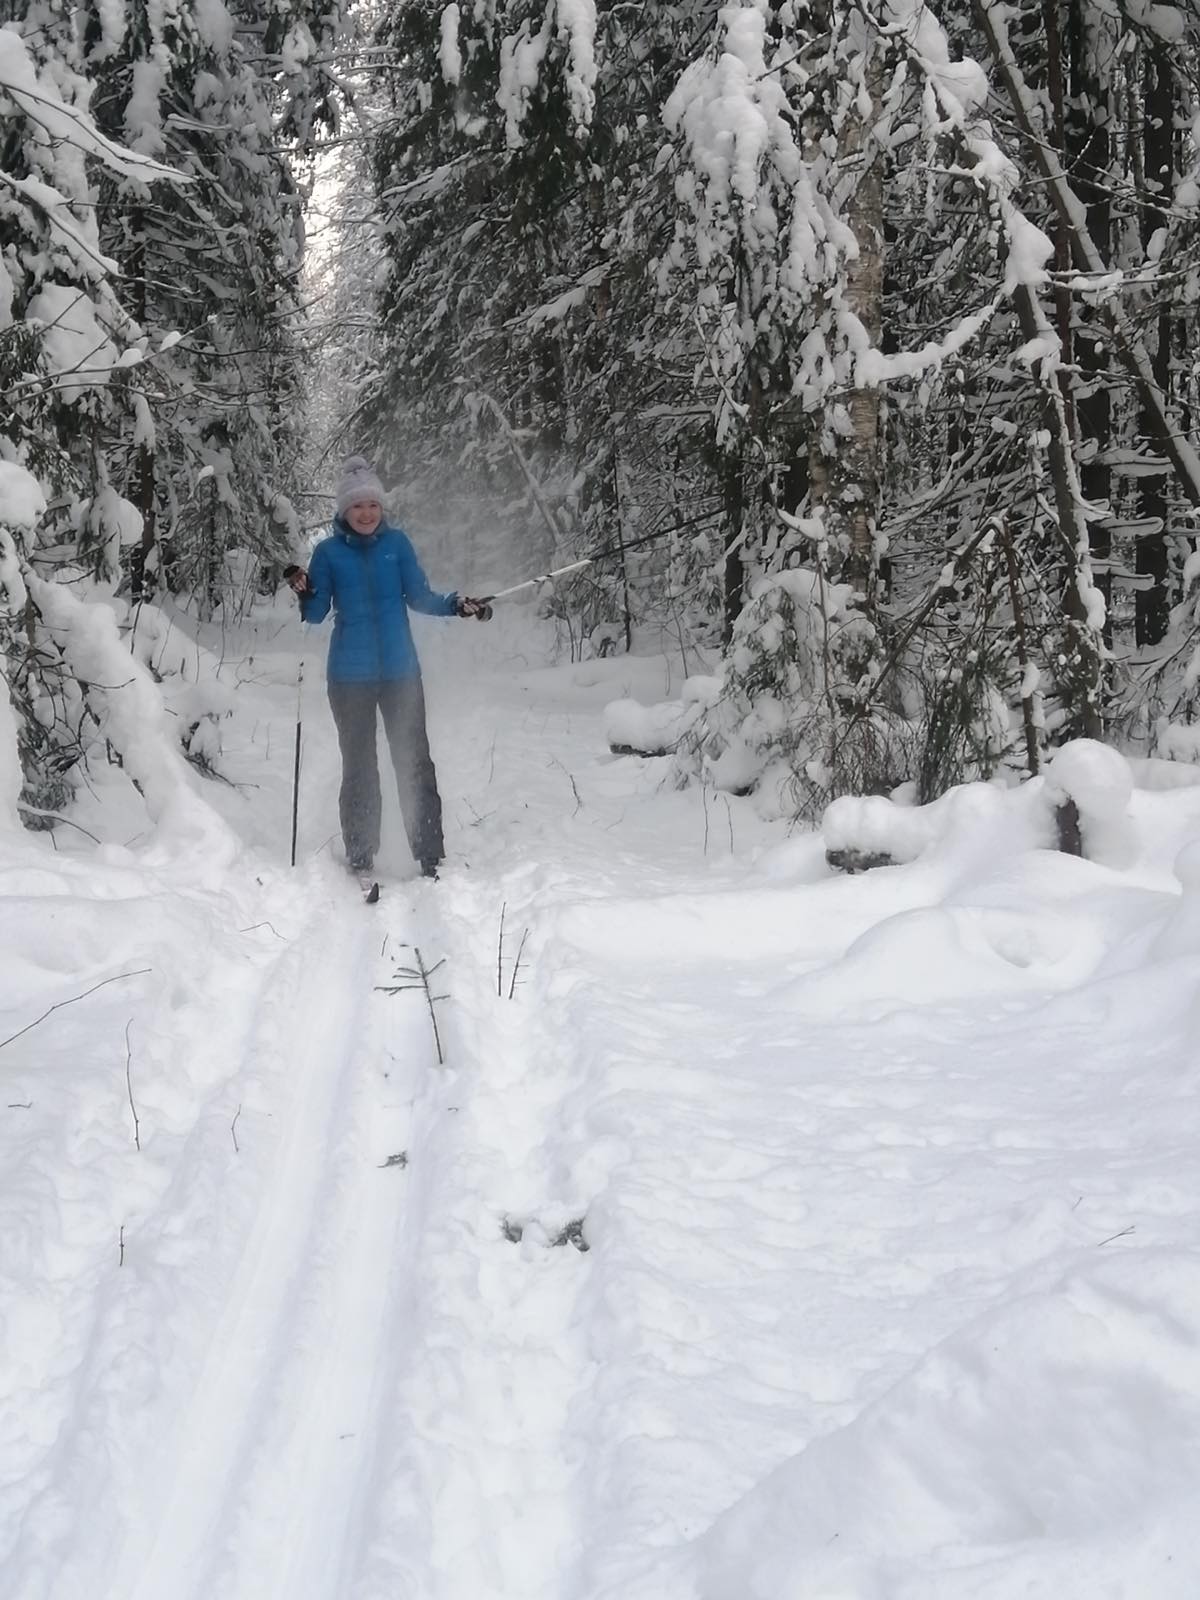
top-left (87, 889), bottom-right (436, 1600)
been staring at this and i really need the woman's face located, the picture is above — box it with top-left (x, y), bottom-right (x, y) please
top-left (346, 498), bottom-right (383, 535)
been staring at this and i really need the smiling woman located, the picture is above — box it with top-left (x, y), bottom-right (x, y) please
top-left (284, 455), bottom-right (492, 881)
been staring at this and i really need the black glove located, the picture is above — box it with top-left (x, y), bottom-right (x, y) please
top-left (456, 596), bottom-right (493, 621)
top-left (284, 564), bottom-right (314, 598)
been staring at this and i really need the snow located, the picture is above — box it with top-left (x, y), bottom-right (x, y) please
top-left (439, 4), bottom-right (463, 86)
top-left (603, 695), bottom-right (700, 754)
top-left (0, 29), bottom-right (179, 186)
top-left (0, 460), bottom-right (47, 532)
top-left (4, 602), bottom-right (1200, 1600)
top-left (497, 13), bottom-right (553, 149)
top-left (26, 284), bottom-right (118, 399)
top-left (124, 58), bottom-right (166, 153)
top-left (555, 0), bottom-right (598, 134)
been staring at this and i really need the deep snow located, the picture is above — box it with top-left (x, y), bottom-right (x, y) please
top-left (2, 593), bottom-right (1200, 1600)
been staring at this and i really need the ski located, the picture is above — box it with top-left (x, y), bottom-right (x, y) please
top-left (361, 877), bottom-right (380, 904)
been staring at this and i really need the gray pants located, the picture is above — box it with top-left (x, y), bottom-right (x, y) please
top-left (327, 678), bottom-right (444, 870)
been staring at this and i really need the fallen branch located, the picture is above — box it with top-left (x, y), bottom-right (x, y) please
top-left (0, 968), bottom-right (151, 1053)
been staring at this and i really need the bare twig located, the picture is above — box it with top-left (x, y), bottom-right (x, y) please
top-left (0, 968), bottom-right (151, 1053)
top-left (125, 1021), bottom-right (141, 1151)
top-left (508, 929), bottom-right (530, 1000)
top-left (16, 803), bottom-right (101, 843)
top-left (497, 903), bottom-right (507, 999)
top-left (549, 757), bottom-right (583, 816)
top-left (119, 1225), bottom-right (125, 1267)
top-left (238, 921), bottom-right (286, 939)
top-left (230, 1104), bottom-right (242, 1154)
top-left (376, 947), bottom-right (448, 1064)
top-left (1097, 1224), bottom-right (1136, 1247)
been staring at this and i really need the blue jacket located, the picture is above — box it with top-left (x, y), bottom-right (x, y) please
top-left (301, 520), bottom-right (457, 682)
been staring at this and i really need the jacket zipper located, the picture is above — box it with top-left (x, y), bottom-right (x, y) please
top-left (362, 535), bottom-right (384, 678)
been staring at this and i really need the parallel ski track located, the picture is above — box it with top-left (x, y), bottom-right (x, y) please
top-left (106, 887), bottom-right (434, 1600)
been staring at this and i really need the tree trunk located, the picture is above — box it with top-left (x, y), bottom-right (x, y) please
top-left (1065, 0), bottom-right (1113, 640)
top-left (821, 51), bottom-right (883, 606)
top-left (1136, 46), bottom-right (1174, 647)
top-left (721, 450), bottom-right (745, 648)
top-left (973, 0), bottom-right (1200, 513)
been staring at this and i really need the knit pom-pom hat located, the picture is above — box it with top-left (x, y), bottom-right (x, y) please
top-left (335, 455), bottom-right (385, 515)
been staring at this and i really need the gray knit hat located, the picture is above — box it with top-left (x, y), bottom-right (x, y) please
top-left (335, 454), bottom-right (385, 515)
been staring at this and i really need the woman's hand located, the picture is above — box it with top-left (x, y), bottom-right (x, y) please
top-left (284, 564), bottom-right (313, 597)
top-left (456, 596), bottom-right (493, 621)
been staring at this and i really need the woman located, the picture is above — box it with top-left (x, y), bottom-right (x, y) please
top-left (286, 456), bottom-right (491, 879)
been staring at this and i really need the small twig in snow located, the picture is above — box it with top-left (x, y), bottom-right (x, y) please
top-left (119, 1225), bottom-right (125, 1267)
top-left (497, 903), bottom-right (507, 998)
top-left (508, 928), bottom-right (530, 1000)
top-left (549, 757), bottom-right (582, 815)
top-left (0, 968), bottom-right (151, 1053)
top-left (125, 1021), bottom-right (141, 1151)
top-left (1097, 1224), bottom-right (1136, 1247)
top-left (238, 921), bottom-right (286, 939)
top-left (230, 1104), bottom-right (242, 1153)
top-left (376, 947), bottom-right (448, 1064)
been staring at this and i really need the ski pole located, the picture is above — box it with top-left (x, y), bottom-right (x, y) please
top-left (289, 660), bottom-right (303, 868)
top-left (481, 520), bottom-right (692, 606)
top-left (484, 558), bottom-right (595, 604)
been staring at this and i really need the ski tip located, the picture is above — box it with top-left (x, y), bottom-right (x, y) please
top-left (364, 881), bottom-right (380, 904)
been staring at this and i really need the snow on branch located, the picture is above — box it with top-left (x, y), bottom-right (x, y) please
top-left (23, 576), bottom-right (235, 859)
top-left (0, 32), bottom-right (184, 188)
top-left (497, 0), bottom-right (598, 146)
top-left (845, 0), bottom-right (1058, 391)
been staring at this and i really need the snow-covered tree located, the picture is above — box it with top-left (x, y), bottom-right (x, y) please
top-left (75, 0), bottom-right (346, 607)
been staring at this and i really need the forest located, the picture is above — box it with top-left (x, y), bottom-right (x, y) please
top-left (4, 0), bottom-right (1200, 826)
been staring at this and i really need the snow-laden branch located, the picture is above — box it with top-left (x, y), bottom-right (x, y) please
top-left (0, 172), bottom-right (118, 280)
top-left (23, 576), bottom-right (236, 860)
top-left (969, 0), bottom-right (1200, 510)
top-left (0, 31), bottom-right (184, 187)
top-left (497, 0), bottom-right (598, 147)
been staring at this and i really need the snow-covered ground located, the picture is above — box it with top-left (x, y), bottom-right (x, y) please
top-left (3, 594), bottom-right (1200, 1600)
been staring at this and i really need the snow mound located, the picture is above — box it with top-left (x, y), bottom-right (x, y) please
top-left (822, 777), bottom-right (1049, 869)
top-left (784, 899), bottom-right (1105, 1020)
top-left (604, 696), bottom-right (699, 755)
top-left (622, 1252), bottom-right (1200, 1600)
top-left (1046, 740), bottom-right (1136, 866)
top-left (1046, 738), bottom-right (1134, 820)
top-left (822, 743), bottom-right (1137, 872)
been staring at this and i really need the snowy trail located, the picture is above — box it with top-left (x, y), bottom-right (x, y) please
top-left (92, 892), bottom-right (434, 1600)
